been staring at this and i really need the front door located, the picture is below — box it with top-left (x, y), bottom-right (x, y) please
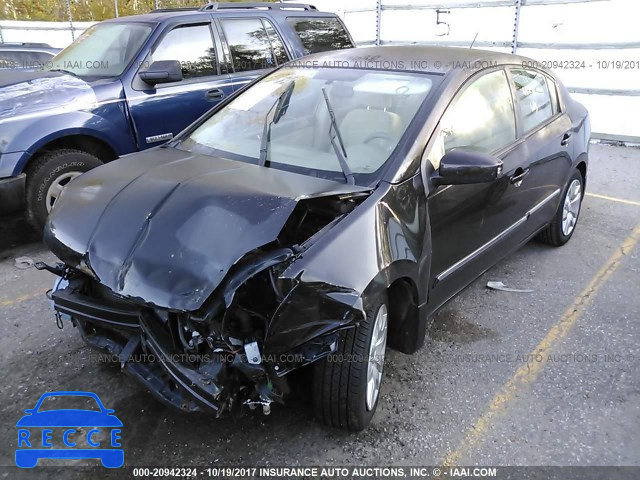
top-left (127, 21), bottom-right (234, 149)
top-left (426, 68), bottom-right (537, 308)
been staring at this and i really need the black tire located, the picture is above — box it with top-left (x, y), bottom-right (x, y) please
top-left (25, 149), bottom-right (103, 232)
top-left (312, 293), bottom-right (388, 431)
top-left (538, 169), bottom-right (584, 246)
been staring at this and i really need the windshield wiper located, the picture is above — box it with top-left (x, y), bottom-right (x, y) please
top-left (259, 80), bottom-right (295, 167)
top-left (321, 87), bottom-right (355, 185)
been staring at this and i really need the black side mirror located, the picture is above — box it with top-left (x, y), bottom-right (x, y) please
top-left (432, 149), bottom-right (503, 186)
top-left (139, 60), bottom-right (183, 85)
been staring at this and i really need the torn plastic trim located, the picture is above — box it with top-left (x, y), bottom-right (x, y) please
top-left (75, 320), bottom-right (204, 413)
top-left (52, 287), bottom-right (141, 331)
top-left (271, 329), bottom-right (343, 377)
top-left (125, 358), bottom-right (203, 413)
top-left (265, 280), bottom-right (365, 354)
top-left (69, 301), bottom-right (230, 414)
top-left (140, 314), bottom-right (225, 413)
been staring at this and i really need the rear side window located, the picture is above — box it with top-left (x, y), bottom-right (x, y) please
top-left (511, 68), bottom-right (555, 133)
top-left (287, 17), bottom-right (354, 55)
top-left (546, 76), bottom-right (560, 114)
top-left (220, 18), bottom-right (282, 72)
top-left (149, 24), bottom-right (218, 79)
top-left (440, 70), bottom-right (516, 155)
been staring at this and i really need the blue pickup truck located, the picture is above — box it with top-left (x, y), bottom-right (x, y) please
top-left (0, 2), bottom-right (354, 230)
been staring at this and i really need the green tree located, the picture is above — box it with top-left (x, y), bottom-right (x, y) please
top-left (0, 0), bottom-right (278, 21)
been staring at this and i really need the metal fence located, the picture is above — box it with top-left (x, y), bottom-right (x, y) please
top-left (0, 0), bottom-right (638, 142)
top-left (336, 0), bottom-right (640, 143)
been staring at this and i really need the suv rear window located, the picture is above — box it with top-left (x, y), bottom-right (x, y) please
top-left (287, 17), bottom-right (354, 55)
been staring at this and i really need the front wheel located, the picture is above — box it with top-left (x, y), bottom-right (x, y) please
top-left (312, 294), bottom-right (389, 431)
top-left (538, 169), bottom-right (584, 246)
top-left (25, 149), bottom-right (103, 232)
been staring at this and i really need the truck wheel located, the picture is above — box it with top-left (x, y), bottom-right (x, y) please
top-left (538, 169), bottom-right (584, 246)
top-left (312, 294), bottom-right (388, 431)
top-left (25, 149), bottom-right (103, 232)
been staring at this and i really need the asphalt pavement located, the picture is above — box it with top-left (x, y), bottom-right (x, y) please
top-left (0, 143), bottom-right (638, 479)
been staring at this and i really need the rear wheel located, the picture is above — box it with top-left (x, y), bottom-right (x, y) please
top-left (538, 169), bottom-right (584, 246)
top-left (312, 294), bottom-right (388, 431)
top-left (25, 149), bottom-right (103, 232)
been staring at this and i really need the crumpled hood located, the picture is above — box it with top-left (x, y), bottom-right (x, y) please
top-left (0, 70), bottom-right (97, 123)
top-left (45, 147), bottom-right (367, 311)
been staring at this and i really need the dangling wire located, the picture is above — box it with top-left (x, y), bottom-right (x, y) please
top-left (55, 312), bottom-right (64, 330)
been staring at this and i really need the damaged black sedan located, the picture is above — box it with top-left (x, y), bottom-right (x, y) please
top-left (42, 46), bottom-right (590, 431)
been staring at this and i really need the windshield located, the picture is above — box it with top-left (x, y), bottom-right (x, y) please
top-left (47, 22), bottom-right (152, 78)
top-left (180, 67), bottom-right (435, 184)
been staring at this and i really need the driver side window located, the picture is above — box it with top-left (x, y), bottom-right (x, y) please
top-left (146, 24), bottom-right (218, 80)
top-left (428, 69), bottom-right (516, 169)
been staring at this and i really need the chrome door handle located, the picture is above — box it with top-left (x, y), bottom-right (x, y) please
top-left (206, 89), bottom-right (225, 100)
top-left (510, 168), bottom-right (530, 186)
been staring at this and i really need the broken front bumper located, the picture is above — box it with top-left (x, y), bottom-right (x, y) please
top-left (51, 286), bottom-right (343, 415)
top-left (53, 287), bottom-right (221, 413)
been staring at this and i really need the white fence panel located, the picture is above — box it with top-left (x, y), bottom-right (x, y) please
top-left (1, 1), bottom-right (638, 140)
top-left (0, 20), bottom-right (94, 48)
top-left (305, 0), bottom-right (639, 141)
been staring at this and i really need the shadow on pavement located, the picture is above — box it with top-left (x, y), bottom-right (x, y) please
top-left (0, 213), bottom-right (41, 256)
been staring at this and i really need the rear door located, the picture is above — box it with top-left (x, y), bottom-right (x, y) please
top-left (507, 67), bottom-right (574, 234)
top-left (216, 17), bottom-right (291, 93)
top-left (426, 68), bottom-right (536, 307)
top-left (127, 21), bottom-right (233, 149)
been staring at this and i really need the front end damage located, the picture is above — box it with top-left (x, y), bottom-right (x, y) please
top-left (44, 191), bottom-right (370, 416)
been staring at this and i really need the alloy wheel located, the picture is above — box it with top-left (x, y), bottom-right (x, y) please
top-left (562, 178), bottom-right (582, 236)
top-left (45, 171), bottom-right (83, 213)
top-left (366, 303), bottom-right (388, 411)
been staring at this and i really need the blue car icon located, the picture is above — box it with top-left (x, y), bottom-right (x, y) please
top-left (16, 391), bottom-right (123, 468)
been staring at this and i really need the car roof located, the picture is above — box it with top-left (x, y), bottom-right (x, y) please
top-left (292, 45), bottom-right (533, 76)
top-left (101, 2), bottom-right (333, 24)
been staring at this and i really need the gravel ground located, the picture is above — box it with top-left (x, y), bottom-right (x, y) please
top-left (0, 143), bottom-right (638, 479)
